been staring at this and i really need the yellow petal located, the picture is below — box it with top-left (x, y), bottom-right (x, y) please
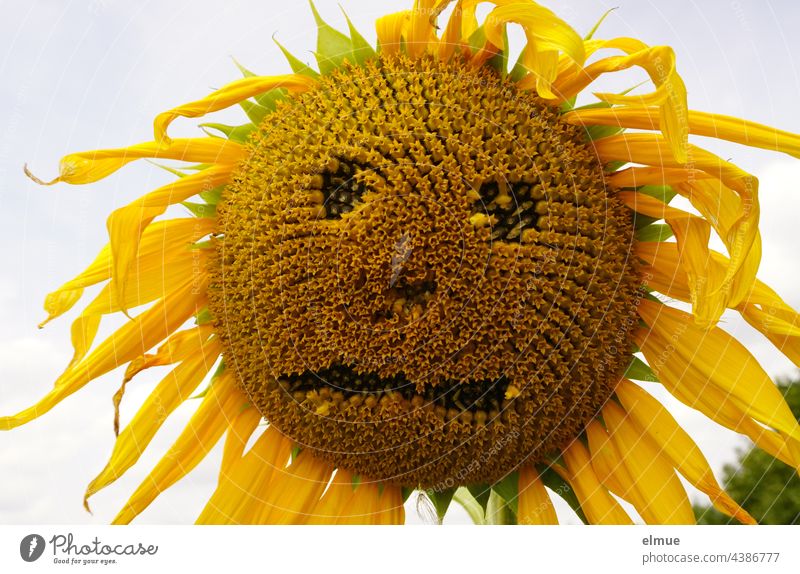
top-left (196, 425), bottom-right (292, 524)
top-left (85, 338), bottom-right (222, 511)
top-left (306, 469), bottom-right (358, 524)
top-left (565, 105), bottom-right (800, 159)
top-left (637, 300), bottom-right (800, 458)
top-left (517, 466), bottom-right (558, 524)
top-left (251, 450), bottom-right (333, 524)
top-left (219, 403), bottom-right (263, 483)
top-left (602, 401), bottom-right (696, 524)
top-left (407, 0), bottom-right (440, 59)
top-left (558, 440), bottom-right (634, 524)
top-left (482, 1), bottom-right (584, 97)
top-left (615, 380), bottom-right (755, 524)
top-left (598, 133), bottom-right (759, 300)
top-left (107, 166), bottom-right (230, 309)
top-left (39, 218), bottom-right (214, 326)
top-left (554, 40), bottom-right (687, 161)
top-left (154, 74), bottom-right (316, 143)
top-left (112, 373), bottom-right (247, 524)
top-left (376, 11), bottom-right (411, 55)
top-left (618, 191), bottom-right (724, 325)
top-left (26, 138), bottom-right (244, 186)
top-left (0, 279), bottom-right (207, 430)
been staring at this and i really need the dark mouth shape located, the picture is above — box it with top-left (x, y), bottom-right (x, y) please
top-left (276, 363), bottom-right (512, 417)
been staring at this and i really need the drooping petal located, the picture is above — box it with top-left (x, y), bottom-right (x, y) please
top-left (25, 138), bottom-right (244, 186)
top-left (0, 279), bottom-right (208, 430)
top-left (250, 450), bottom-right (333, 524)
top-left (565, 105), bottom-right (800, 159)
top-left (615, 379), bottom-right (755, 524)
top-left (598, 133), bottom-right (760, 304)
top-left (554, 39), bottom-right (688, 161)
top-left (85, 339), bottom-right (222, 511)
top-left (636, 300), bottom-right (800, 463)
top-left (106, 165), bottom-right (230, 308)
top-left (112, 373), bottom-right (247, 524)
top-left (154, 75), bottom-right (316, 143)
top-left (196, 425), bottom-right (293, 524)
top-left (517, 466), bottom-right (558, 524)
top-left (376, 11), bottom-right (411, 55)
top-left (39, 218), bottom-right (214, 327)
top-left (556, 440), bottom-right (634, 525)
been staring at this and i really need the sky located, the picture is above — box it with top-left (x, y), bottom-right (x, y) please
top-left (1, 0), bottom-right (800, 525)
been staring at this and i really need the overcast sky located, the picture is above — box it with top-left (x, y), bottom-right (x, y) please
top-left (1, 0), bottom-right (800, 525)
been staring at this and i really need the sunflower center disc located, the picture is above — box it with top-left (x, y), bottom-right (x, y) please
top-left (210, 55), bottom-right (640, 487)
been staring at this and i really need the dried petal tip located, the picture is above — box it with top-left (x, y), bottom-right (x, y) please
top-left (23, 163), bottom-right (59, 186)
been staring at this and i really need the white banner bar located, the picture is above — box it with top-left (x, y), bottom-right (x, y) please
top-left (1, 525), bottom-right (798, 573)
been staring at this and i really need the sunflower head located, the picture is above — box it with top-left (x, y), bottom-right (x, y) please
top-left (6, 0), bottom-right (800, 525)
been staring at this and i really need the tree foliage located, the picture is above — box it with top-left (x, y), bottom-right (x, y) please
top-left (694, 378), bottom-right (800, 525)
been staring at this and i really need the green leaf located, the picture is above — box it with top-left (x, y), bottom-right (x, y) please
top-left (453, 487), bottom-right (486, 525)
top-left (635, 223), bottom-right (674, 242)
top-left (539, 466), bottom-right (588, 524)
top-left (341, 9), bottom-right (377, 65)
top-left (309, 0), bottom-right (354, 74)
top-left (273, 37), bottom-right (320, 79)
top-left (426, 487), bottom-right (456, 522)
top-left (624, 355), bottom-right (658, 382)
top-left (492, 472), bottom-right (519, 515)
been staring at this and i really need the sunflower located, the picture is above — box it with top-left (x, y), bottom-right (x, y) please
top-left (6, 0), bottom-right (800, 525)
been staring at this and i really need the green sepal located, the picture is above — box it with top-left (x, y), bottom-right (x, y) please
top-left (200, 122), bottom-right (257, 144)
top-left (585, 124), bottom-right (625, 141)
top-left (584, 7), bottom-right (617, 40)
top-left (274, 37), bottom-right (320, 79)
top-left (466, 483), bottom-right (491, 510)
top-left (351, 474), bottom-right (361, 491)
top-left (377, 482), bottom-right (385, 498)
top-left (188, 240), bottom-right (213, 251)
top-left (191, 358), bottom-right (225, 399)
top-left (539, 465), bottom-right (588, 524)
top-left (632, 185), bottom-right (677, 230)
top-left (239, 99), bottom-right (270, 125)
top-left (290, 446), bottom-right (302, 464)
top-left (200, 184), bottom-right (225, 206)
top-left (182, 201), bottom-right (216, 218)
top-left (231, 58), bottom-right (288, 110)
top-left (639, 184), bottom-right (677, 204)
top-left (146, 160), bottom-right (189, 178)
top-left (624, 355), bottom-right (658, 382)
top-left (509, 48), bottom-right (528, 83)
top-left (426, 487), bottom-right (456, 523)
top-left (485, 27), bottom-right (510, 79)
top-left (195, 307), bottom-right (214, 325)
top-left (604, 160), bottom-right (629, 173)
top-left (238, 401), bottom-right (251, 415)
top-left (309, 0), bottom-right (354, 74)
top-left (635, 223), bottom-right (674, 242)
top-left (401, 486), bottom-right (414, 502)
top-left (341, 9), bottom-right (377, 66)
top-left (491, 472), bottom-right (519, 515)
top-left (453, 487), bottom-right (486, 525)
